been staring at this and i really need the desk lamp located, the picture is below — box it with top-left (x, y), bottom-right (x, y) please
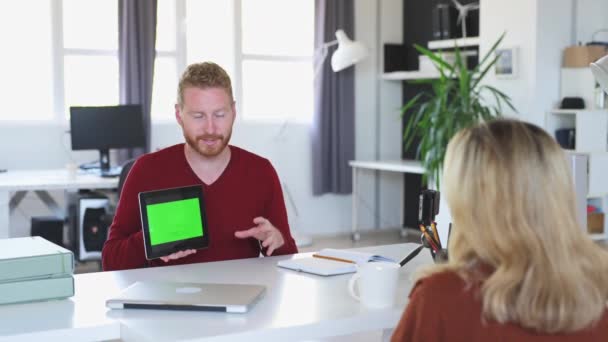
top-left (315, 29), bottom-right (368, 76)
top-left (591, 54), bottom-right (608, 95)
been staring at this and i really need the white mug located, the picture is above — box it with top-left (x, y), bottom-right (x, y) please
top-left (66, 162), bottom-right (78, 179)
top-left (348, 261), bottom-right (400, 309)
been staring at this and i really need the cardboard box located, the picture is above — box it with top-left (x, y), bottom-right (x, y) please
top-left (563, 45), bottom-right (608, 68)
top-left (587, 212), bottom-right (604, 234)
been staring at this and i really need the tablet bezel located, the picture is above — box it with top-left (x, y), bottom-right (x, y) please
top-left (138, 185), bottom-right (209, 260)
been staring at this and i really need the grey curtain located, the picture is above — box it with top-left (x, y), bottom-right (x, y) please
top-left (117, 0), bottom-right (157, 162)
top-left (312, 0), bottom-right (356, 195)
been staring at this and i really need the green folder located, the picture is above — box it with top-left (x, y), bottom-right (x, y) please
top-left (0, 275), bottom-right (74, 305)
top-left (0, 236), bottom-right (74, 283)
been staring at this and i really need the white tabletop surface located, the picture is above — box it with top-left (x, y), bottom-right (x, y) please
top-left (0, 243), bottom-right (432, 342)
top-left (0, 169), bottom-right (118, 191)
top-left (349, 160), bottom-right (424, 174)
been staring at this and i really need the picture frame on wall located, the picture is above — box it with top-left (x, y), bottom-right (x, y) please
top-left (495, 47), bottom-right (518, 79)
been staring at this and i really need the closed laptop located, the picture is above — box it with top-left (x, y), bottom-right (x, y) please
top-left (106, 281), bottom-right (265, 313)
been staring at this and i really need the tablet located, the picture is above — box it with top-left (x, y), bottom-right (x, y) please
top-left (138, 185), bottom-right (209, 260)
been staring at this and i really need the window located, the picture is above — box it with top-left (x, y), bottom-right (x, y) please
top-left (0, 0), bottom-right (313, 123)
top-left (153, 0), bottom-right (314, 122)
top-left (151, 0), bottom-right (180, 120)
top-left (0, 1), bottom-right (54, 121)
top-left (0, 0), bottom-right (118, 122)
top-left (240, 0), bottom-right (314, 121)
top-left (62, 0), bottom-right (119, 115)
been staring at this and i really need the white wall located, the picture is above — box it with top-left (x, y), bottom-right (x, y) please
top-left (479, 0), bottom-right (539, 123)
top-left (575, 0), bottom-right (608, 45)
top-left (354, 0), bottom-right (404, 232)
top-left (480, 0), bottom-right (605, 126)
top-left (2, 1), bottom-right (405, 239)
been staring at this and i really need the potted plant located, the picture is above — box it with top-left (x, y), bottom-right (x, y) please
top-left (402, 33), bottom-right (515, 188)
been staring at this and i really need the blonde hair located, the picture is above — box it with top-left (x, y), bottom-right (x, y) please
top-left (423, 119), bottom-right (608, 333)
top-left (177, 62), bottom-right (233, 107)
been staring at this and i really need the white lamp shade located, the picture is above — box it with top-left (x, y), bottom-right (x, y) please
top-left (591, 54), bottom-right (608, 94)
top-left (330, 29), bottom-right (368, 72)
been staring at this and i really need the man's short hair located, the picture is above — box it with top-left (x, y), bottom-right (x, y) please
top-left (177, 62), bottom-right (234, 107)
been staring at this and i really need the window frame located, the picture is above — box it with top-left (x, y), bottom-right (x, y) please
top-left (0, 0), bottom-right (313, 125)
top-left (153, 0), bottom-right (313, 124)
top-left (0, 0), bottom-right (120, 125)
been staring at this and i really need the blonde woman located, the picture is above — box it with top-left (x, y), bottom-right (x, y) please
top-left (392, 119), bottom-right (608, 341)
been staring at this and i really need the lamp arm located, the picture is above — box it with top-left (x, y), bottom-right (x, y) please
top-left (313, 39), bottom-right (338, 78)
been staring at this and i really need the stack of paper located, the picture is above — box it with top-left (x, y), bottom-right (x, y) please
top-left (0, 236), bottom-right (75, 305)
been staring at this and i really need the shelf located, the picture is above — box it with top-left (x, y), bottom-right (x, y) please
top-left (382, 70), bottom-right (480, 81)
top-left (550, 109), bottom-right (608, 115)
top-left (381, 71), bottom-right (440, 81)
top-left (428, 37), bottom-right (480, 50)
top-left (589, 233), bottom-right (606, 241)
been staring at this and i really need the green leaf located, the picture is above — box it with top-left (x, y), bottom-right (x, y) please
top-left (414, 44), bottom-right (455, 74)
top-left (474, 32), bottom-right (506, 74)
top-left (397, 34), bottom-right (516, 184)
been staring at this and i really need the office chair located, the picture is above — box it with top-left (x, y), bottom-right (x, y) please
top-left (117, 158), bottom-right (137, 198)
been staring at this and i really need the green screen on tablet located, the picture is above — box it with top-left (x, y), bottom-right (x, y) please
top-left (146, 198), bottom-right (204, 246)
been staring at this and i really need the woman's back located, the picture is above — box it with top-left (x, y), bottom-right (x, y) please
top-left (391, 270), bottom-right (608, 342)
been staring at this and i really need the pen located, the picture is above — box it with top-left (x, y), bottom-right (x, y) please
top-left (312, 254), bottom-right (356, 264)
top-left (399, 245), bottom-right (424, 267)
top-left (430, 221), bottom-right (441, 249)
top-left (420, 226), bottom-right (439, 252)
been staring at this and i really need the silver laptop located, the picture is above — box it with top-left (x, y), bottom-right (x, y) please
top-left (106, 281), bottom-right (266, 313)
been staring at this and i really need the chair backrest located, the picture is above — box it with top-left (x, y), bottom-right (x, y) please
top-left (118, 159), bottom-right (137, 198)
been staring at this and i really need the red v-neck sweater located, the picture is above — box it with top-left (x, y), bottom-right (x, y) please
top-left (102, 144), bottom-right (298, 271)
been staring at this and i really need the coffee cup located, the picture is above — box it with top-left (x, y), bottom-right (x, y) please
top-left (348, 261), bottom-right (400, 309)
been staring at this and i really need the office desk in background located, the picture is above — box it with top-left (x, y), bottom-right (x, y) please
top-left (349, 160), bottom-right (425, 241)
top-left (0, 243), bottom-right (431, 342)
top-left (0, 169), bottom-right (118, 238)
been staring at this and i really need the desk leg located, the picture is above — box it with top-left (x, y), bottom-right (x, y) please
top-left (9, 191), bottom-right (27, 214)
top-left (34, 191), bottom-right (65, 219)
top-left (0, 191), bottom-right (9, 238)
top-left (351, 167), bottom-right (360, 241)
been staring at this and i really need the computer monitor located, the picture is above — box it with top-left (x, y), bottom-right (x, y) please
top-left (70, 105), bottom-right (146, 174)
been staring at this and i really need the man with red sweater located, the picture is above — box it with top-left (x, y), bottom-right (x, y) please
top-left (102, 62), bottom-right (298, 271)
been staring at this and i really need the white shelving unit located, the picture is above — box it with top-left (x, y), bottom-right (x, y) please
top-left (381, 70), bottom-right (480, 81)
top-left (427, 37), bottom-right (480, 50)
top-left (545, 109), bottom-right (608, 240)
top-left (381, 70), bottom-right (440, 81)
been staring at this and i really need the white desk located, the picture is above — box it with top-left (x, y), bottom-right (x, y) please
top-left (0, 169), bottom-right (118, 238)
top-left (0, 243), bottom-right (432, 342)
top-left (349, 160), bottom-right (425, 241)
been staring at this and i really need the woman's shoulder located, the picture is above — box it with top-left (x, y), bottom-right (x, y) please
top-left (411, 269), bottom-right (480, 304)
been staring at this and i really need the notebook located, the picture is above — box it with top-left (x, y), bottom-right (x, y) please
top-left (277, 248), bottom-right (398, 276)
top-left (313, 248), bottom-right (397, 265)
top-left (277, 257), bottom-right (357, 276)
top-left (0, 236), bottom-right (74, 283)
top-left (106, 281), bottom-right (265, 313)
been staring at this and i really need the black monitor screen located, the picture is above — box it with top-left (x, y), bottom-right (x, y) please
top-left (70, 105), bottom-right (146, 151)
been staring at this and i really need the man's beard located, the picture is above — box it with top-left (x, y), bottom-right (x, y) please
top-left (184, 130), bottom-right (232, 158)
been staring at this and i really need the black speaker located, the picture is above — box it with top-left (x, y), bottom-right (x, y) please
top-left (31, 216), bottom-right (65, 247)
top-left (384, 44), bottom-right (408, 72)
top-left (68, 192), bottom-right (111, 261)
top-left (555, 128), bottom-right (576, 149)
top-left (432, 3), bottom-right (459, 39)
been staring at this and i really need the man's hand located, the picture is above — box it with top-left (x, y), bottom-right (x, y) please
top-left (159, 249), bottom-right (197, 263)
top-left (234, 217), bottom-right (285, 256)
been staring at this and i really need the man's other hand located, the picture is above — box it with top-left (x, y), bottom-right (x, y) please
top-left (234, 217), bottom-right (285, 256)
top-left (160, 249), bottom-right (197, 263)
